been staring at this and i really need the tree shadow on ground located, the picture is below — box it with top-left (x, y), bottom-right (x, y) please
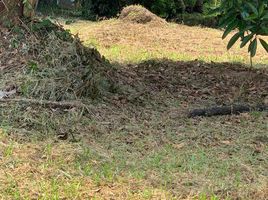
top-left (112, 59), bottom-right (268, 109)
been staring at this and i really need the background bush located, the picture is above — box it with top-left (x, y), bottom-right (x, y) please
top-left (176, 13), bottom-right (219, 27)
top-left (79, 0), bottom-right (211, 19)
top-left (150, 0), bottom-right (185, 18)
top-left (38, 0), bottom-right (221, 27)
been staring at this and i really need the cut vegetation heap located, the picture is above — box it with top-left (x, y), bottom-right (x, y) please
top-left (0, 19), bottom-right (115, 101)
top-left (119, 5), bottom-right (167, 26)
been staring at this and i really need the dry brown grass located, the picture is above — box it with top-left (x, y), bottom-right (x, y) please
top-left (1, 102), bottom-right (267, 199)
top-left (0, 130), bottom-right (173, 199)
top-left (119, 5), bottom-right (167, 26)
top-left (64, 19), bottom-right (268, 65)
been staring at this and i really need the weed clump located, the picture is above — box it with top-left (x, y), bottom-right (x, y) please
top-left (119, 5), bottom-right (167, 26)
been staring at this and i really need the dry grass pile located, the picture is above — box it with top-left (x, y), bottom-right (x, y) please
top-left (0, 19), bottom-right (115, 101)
top-left (119, 5), bottom-right (167, 26)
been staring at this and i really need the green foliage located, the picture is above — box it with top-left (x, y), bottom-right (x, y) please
top-left (185, 0), bottom-right (198, 10)
top-left (203, 0), bottom-right (221, 15)
top-left (80, 0), bottom-right (201, 19)
top-left (39, 0), bottom-right (224, 26)
top-left (176, 0), bottom-right (187, 13)
top-left (151, 0), bottom-right (186, 18)
top-left (80, 0), bottom-right (125, 19)
top-left (216, 0), bottom-right (268, 62)
top-left (177, 13), bottom-right (219, 27)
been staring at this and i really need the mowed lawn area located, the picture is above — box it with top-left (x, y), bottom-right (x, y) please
top-left (0, 18), bottom-right (267, 200)
top-left (64, 19), bottom-right (268, 65)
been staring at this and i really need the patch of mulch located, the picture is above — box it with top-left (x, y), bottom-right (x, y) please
top-left (114, 60), bottom-right (268, 107)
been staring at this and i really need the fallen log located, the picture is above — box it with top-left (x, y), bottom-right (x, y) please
top-left (188, 104), bottom-right (268, 118)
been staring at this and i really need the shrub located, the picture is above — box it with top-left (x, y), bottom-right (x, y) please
top-left (176, 13), bottom-right (218, 27)
top-left (151, 0), bottom-right (185, 18)
top-left (81, 0), bottom-right (121, 19)
top-left (184, 0), bottom-right (197, 12)
top-left (40, 0), bottom-right (212, 19)
top-left (216, 0), bottom-right (268, 66)
top-left (80, 0), bottom-right (186, 19)
top-left (194, 0), bottom-right (203, 13)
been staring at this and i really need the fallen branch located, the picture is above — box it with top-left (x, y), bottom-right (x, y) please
top-left (0, 98), bottom-right (88, 110)
top-left (188, 104), bottom-right (268, 118)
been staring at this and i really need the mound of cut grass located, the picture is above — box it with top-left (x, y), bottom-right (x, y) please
top-left (0, 19), bottom-right (115, 101)
top-left (119, 5), bottom-right (167, 26)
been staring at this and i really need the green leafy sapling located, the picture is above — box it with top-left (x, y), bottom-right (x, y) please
top-left (215, 0), bottom-right (268, 66)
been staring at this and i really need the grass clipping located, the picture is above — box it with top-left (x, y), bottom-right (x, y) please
top-left (119, 5), bottom-right (167, 26)
top-left (1, 19), bottom-right (115, 101)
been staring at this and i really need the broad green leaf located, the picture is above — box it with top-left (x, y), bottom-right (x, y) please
top-left (219, 14), bottom-right (237, 27)
top-left (259, 27), bottom-right (268, 36)
top-left (248, 38), bottom-right (257, 57)
top-left (240, 33), bottom-right (254, 48)
top-left (245, 13), bottom-right (259, 21)
top-left (240, 25), bottom-right (254, 32)
top-left (241, 11), bottom-right (250, 19)
top-left (246, 2), bottom-right (258, 16)
top-left (258, 2), bottom-right (265, 16)
top-left (259, 38), bottom-right (268, 53)
top-left (218, 0), bottom-right (267, 58)
top-left (227, 32), bottom-right (241, 50)
top-left (222, 20), bottom-right (238, 39)
top-left (262, 13), bottom-right (268, 20)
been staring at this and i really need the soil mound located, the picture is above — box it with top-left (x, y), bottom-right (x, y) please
top-left (119, 5), bottom-right (167, 25)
